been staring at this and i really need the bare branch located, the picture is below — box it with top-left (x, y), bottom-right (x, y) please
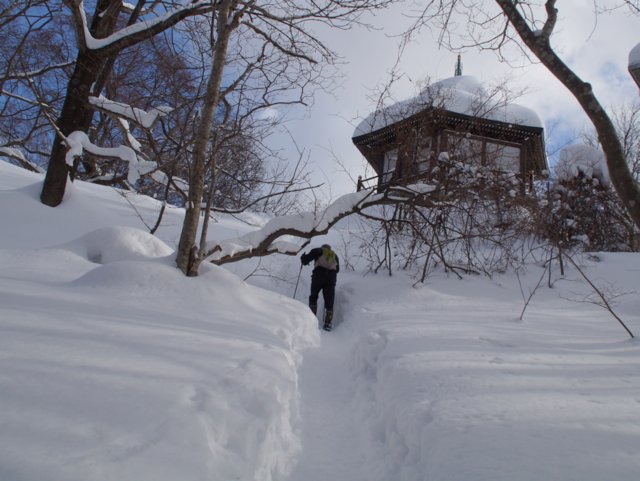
top-left (565, 253), bottom-right (635, 339)
top-left (204, 182), bottom-right (438, 266)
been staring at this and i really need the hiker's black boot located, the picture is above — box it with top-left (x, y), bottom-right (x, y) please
top-left (323, 310), bottom-right (333, 331)
top-left (309, 304), bottom-right (317, 315)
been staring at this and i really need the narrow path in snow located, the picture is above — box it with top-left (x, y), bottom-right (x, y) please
top-left (285, 307), bottom-right (368, 481)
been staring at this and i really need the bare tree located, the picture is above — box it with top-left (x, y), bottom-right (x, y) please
top-left (39, 0), bottom-right (218, 207)
top-left (608, 101), bottom-right (640, 181)
top-left (0, 1), bottom-right (71, 168)
top-left (175, 0), bottom-right (397, 275)
top-left (175, 0), bottom-right (246, 275)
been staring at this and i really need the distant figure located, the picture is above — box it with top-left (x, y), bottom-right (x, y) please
top-left (301, 244), bottom-right (340, 331)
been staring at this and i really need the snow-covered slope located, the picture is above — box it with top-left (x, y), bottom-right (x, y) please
top-left (0, 162), bottom-right (320, 481)
top-left (1, 160), bottom-right (640, 481)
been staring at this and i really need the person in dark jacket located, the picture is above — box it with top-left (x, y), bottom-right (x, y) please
top-left (301, 244), bottom-right (339, 331)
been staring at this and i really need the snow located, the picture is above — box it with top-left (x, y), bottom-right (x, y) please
top-left (77, 2), bottom-right (211, 52)
top-left (119, 117), bottom-right (143, 151)
top-left (0, 162), bottom-right (319, 481)
top-left (2, 160), bottom-right (640, 481)
top-left (64, 130), bottom-right (157, 185)
top-left (0, 146), bottom-right (44, 172)
top-left (555, 143), bottom-right (610, 185)
top-left (89, 95), bottom-right (172, 129)
top-left (354, 75), bottom-right (543, 137)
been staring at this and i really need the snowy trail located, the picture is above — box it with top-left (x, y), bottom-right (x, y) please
top-left (285, 289), bottom-right (368, 481)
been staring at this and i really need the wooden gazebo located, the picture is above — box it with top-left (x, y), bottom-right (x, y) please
top-left (352, 76), bottom-right (547, 192)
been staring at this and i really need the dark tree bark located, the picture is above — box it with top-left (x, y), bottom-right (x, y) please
top-left (41, 55), bottom-right (106, 204)
top-left (40, 0), bottom-right (119, 206)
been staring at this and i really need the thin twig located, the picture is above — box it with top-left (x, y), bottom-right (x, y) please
top-left (565, 253), bottom-right (635, 339)
top-left (516, 263), bottom-right (548, 321)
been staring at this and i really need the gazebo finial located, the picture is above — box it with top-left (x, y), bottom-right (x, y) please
top-left (455, 54), bottom-right (463, 77)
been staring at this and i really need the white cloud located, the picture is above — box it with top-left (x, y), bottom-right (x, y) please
top-left (257, 107), bottom-right (280, 121)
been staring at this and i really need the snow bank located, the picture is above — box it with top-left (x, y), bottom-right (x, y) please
top-left (341, 267), bottom-right (640, 481)
top-left (555, 143), bottom-right (610, 185)
top-left (4, 159), bottom-right (640, 481)
top-left (0, 232), bottom-right (319, 481)
top-left (0, 173), bottom-right (164, 250)
top-left (354, 75), bottom-right (543, 137)
top-left (61, 226), bottom-right (174, 263)
top-left (0, 162), bottom-right (321, 481)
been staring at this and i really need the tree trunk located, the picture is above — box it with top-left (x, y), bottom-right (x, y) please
top-left (176, 1), bottom-right (238, 276)
top-left (40, 51), bottom-right (106, 206)
top-left (40, 0), bottom-right (121, 206)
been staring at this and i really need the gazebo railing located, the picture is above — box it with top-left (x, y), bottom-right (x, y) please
top-left (356, 168), bottom-right (542, 194)
top-left (356, 171), bottom-right (394, 192)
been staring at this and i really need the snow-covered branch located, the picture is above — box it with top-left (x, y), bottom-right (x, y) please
top-left (204, 182), bottom-right (437, 266)
top-left (78, 95), bottom-right (173, 185)
top-left (63, 131), bottom-right (155, 185)
top-left (66, 0), bottom-right (215, 55)
top-left (89, 95), bottom-right (172, 129)
top-left (0, 147), bottom-right (44, 173)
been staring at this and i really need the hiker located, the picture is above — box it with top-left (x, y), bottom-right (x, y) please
top-left (301, 244), bottom-right (340, 331)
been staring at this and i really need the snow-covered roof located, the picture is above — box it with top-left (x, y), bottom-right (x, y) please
top-left (629, 42), bottom-right (640, 70)
top-left (353, 75), bottom-right (543, 138)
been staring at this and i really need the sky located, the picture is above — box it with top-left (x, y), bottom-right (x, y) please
top-left (274, 0), bottom-right (640, 199)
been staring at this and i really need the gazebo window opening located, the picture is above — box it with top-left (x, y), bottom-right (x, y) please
top-left (383, 148), bottom-right (398, 184)
top-left (445, 133), bottom-right (484, 167)
top-left (443, 129), bottom-right (523, 173)
top-left (410, 135), bottom-right (433, 173)
top-left (488, 143), bottom-right (520, 172)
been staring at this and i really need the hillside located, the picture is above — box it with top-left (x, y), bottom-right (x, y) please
top-left (1, 160), bottom-right (640, 481)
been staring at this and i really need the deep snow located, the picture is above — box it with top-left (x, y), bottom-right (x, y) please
top-left (1, 160), bottom-right (640, 481)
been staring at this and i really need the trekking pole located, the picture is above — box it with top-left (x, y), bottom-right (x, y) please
top-left (293, 264), bottom-right (303, 299)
